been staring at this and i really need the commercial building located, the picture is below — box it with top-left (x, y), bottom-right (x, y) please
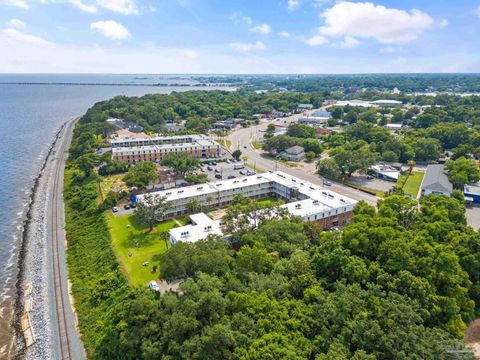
top-left (111, 134), bottom-right (221, 164)
top-left (297, 104), bottom-right (314, 111)
top-left (385, 123), bottom-right (403, 131)
top-left (371, 100), bottom-right (403, 107)
top-left (420, 164), bottom-right (453, 196)
top-left (368, 164), bottom-right (400, 182)
top-left (279, 145), bottom-right (305, 162)
top-left (464, 183), bottom-right (480, 203)
top-left (298, 116), bottom-right (329, 125)
top-left (135, 171), bottom-right (357, 244)
top-left (328, 99), bottom-right (403, 108)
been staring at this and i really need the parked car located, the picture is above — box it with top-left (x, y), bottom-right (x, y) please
top-left (130, 203), bottom-right (137, 209)
top-left (124, 204), bottom-right (131, 210)
top-left (247, 170), bottom-right (256, 175)
top-left (215, 169), bottom-right (221, 173)
top-left (240, 170), bottom-right (246, 175)
top-left (227, 175), bottom-right (236, 179)
top-left (207, 166), bottom-right (213, 171)
top-left (211, 161), bottom-right (217, 165)
top-left (215, 174), bottom-right (222, 179)
top-left (243, 145), bottom-right (247, 149)
top-left (323, 180), bottom-right (332, 186)
top-left (112, 206), bottom-right (119, 213)
top-left (149, 280), bottom-right (160, 292)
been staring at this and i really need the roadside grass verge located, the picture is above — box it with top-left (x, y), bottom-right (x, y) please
top-left (107, 213), bottom-right (180, 287)
top-left (252, 141), bottom-right (262, 150)
top-left (246, 163), bottom-right (264, 173)
top-left (397, 171), bottom-right (424, 198)
top-left (344, 181), bottom-right (379, 196)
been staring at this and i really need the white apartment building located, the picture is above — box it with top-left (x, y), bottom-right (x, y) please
top-left (111, 134), bottom-right (221, 164)
top-left (135, 171), bottom-right (358, 244)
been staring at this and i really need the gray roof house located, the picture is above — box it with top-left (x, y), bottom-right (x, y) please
top-left (279, 145), bottom-right (305, 162)
top-left (420, 164), bottom-right (453, 197)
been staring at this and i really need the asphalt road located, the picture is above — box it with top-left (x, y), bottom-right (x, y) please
top-left (228, 118), bottom-right (378, 206)
top-left (46, 118), bottom-right (85, 359)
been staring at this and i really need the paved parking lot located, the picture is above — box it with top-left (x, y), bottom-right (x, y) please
top-left (349, 175), bottom-right (396, 192)
top-left (196, 160), bottom-right (256, 181)
top-left (466, 205), bottom-right (480, 230)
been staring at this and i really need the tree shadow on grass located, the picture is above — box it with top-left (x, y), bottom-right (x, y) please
top-left (122, 231), bottom-right (161, 249)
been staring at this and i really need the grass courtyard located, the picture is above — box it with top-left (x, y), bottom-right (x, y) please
top-left (106, 212), bottom-right (186, 287)
top-left (397, 171), bottom-right (425, 198)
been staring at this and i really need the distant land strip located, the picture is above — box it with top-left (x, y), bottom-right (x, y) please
top-left (0, 82), bottom-right (210, 87)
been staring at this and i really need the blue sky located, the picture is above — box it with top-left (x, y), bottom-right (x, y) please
top-left (1, 0), bottom-right (480, 73)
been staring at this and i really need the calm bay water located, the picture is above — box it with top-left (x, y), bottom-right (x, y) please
top-left (0, 74), bottom-right (227, 355)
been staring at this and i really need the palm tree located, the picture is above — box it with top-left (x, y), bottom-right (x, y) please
top-left (160, 231), bottom-right (170, 250)
top-left (206, 195), bottom-right (214, 209)
top-left (407, 160), bottom-right (416, 175)
top-left (186, 198), bottom-right (202, 213)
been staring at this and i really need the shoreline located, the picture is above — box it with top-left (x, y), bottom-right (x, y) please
top-left (11, 119), bottom-right (75, 359)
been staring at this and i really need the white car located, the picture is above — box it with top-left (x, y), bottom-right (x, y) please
top-left (149, 280), bottom-right (160, 292)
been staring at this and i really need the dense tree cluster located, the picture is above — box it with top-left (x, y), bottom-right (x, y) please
top-left (65, 89), bottom-right (480, 359)
top-left (94, 194), bottom-right (479, 359)
top-left (80, 90), bottom-right (323, 132)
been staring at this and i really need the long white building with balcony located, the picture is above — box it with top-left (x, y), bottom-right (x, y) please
top-left (135, 171), bottom-right (358, 244)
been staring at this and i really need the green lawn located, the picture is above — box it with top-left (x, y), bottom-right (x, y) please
top-left (398, 171), bottom-right (425, 198)
top-left (107, 212), bottom-right (178, 287)
top-left (252, 141), bottom-right (262, 149)
top-left (246, 163), bottom-right (264, 173)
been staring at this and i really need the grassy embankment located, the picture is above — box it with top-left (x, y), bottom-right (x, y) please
top-left (106, 213), bottom-right (187, 286)
top-left (64, 169), bottom-right (128, 355)
top-left (397, 171), bottom-right (425, 198)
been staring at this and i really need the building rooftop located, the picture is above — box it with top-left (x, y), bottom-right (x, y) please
top-left (464, 182), bottom-right (480, 196)
top-left (284, 145), bottom-right (305, 155)
top-left (169, 213), bottom-right (222, 243)
top-left (369, 164), bottom-right (400, 181)
top-left (421, 164), bottom-right (453, 194)
top-left (371, 99), bottom-right (403, 105)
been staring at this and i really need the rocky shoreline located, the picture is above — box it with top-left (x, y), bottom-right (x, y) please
top-left (12, 121), bottom-right (68, 360)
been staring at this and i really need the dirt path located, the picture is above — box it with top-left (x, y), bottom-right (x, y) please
top-left (465, 319), bottom-right (480, 358)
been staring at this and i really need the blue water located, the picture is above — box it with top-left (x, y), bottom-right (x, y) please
top-left (0, 74), bottom-right (228, 354)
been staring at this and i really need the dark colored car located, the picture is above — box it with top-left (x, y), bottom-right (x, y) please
top-left (124, 204), bottom-right (131, 210)
top-left (215, 174), bottom-right (222, 179)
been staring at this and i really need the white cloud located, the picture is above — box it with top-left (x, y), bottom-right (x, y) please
top-left (2, 0), bottom-right (29, 9)
top-left (313, 0), bottom-right (331, 8)
top-left (230, 11), bottom-right (252, 25)
top-left (176, 48), bottom-right (197, 59)
top-left (287, 0), bottom-right (299, 11)
top-left (318, 2), bottom-right (435, 44)
top-left (379, 46), bottom-right (396, 54)
top-left (338, 36), bottom-right (360, 48)
top-left (305, 34), bottom-right (328, 46)
top-left (279, 31), bottom-right (291, 38)
top-left (7, 19), bottom-right (26, 29)
top-left (2, 28), bottom-right (51, 46)
top-left (229, 41), bottom-right (265, 52)
top-left (90, 20), bottom-right (130, 40)
top-left (96, 0), bottom-right (138, 15)
top-left (249, 23), bottom-right (271, 35)
top-left (69, 0), bottom-right (96, 13)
